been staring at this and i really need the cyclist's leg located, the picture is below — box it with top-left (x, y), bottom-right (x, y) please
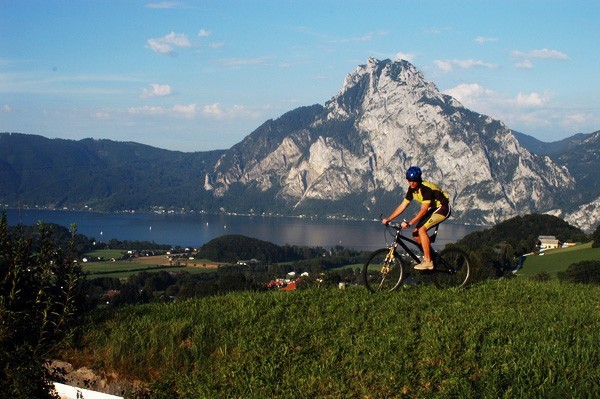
top-left (415, 204), bottom-right (450, 263)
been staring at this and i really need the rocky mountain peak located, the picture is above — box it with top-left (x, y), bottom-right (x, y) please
top-left (327, 58), bottom-right (461, 120)
top-left (206, 58), bottom-right (578, 226)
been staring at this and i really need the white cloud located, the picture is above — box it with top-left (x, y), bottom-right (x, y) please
top-left (146, 39), bottom-right (173, 54)
top-left (93, 111), bottom-right (111, 120)
top-left (434, 60), bottom-right (453, 73)
top-left (144, 2), bottom-right (181, 9)
top-left (514, 92), bottom-right (548, 107)
top-left (511, 48), bottom-right (568, 68)
top-left (515, 59), bottom-right (533, 69)
top-left (209, 42), bottom-right (224, 49)
top-left (424, 27), bottom-right (451, 35)
top-left (2, 104), bottom-right (13, 113)
top-left (218, 56), bottom-right (273, 67)
top-left (128, 105), bottom-right (166, 115)
top-left (434, 59), bottom-right (498, 72)
top-left (173, 103), bottom-right (197, 118)
top-left (164, 32), bottom-right (191, 47)
top-left (198, 28), bottom-right (210, 37)
top-left (444, 80), bottom-right (598, 139)
top-left (203, 103), bottom-right (225, 118)
top-left (141, 83), bottom-right (173, 98)
top-left (394, 52), bottom-right (416, 62)
top-left (146, 32), bottom-right (191, 54)
top-left (126, 104), bottom-right (198, 118)
top-left (560, 112), bottom-right (593, 132)
top-left (512, 48), bottom-right (569, 60)
top-left (202, 103), bottom-right (260, 119)
top-left (444, 83), bottom-right (496, 107)
top-left (475, 36), bottom-right (498, 44)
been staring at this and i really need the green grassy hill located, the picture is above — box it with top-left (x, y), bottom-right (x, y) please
top-left (517, 242), bottom-right (600, 278)
top-left (62, 279), bottom-right (599, 398)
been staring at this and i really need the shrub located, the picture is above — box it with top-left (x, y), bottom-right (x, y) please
top-left (0, 213), bottom-right (83, 398)
top-left (560, 260), bottom-right (600, 284)
top-left (529, 271), bottom-right (551, 282)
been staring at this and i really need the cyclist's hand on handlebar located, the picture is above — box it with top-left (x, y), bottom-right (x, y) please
top-left (381, 217), bottom-right (390, 226)
top-left (401, 221), bottom-right (410, 229)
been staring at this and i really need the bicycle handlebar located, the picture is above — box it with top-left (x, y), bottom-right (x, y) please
top-left (379, 214), bottom-right (405, 230)
top-left (385, 221), bottom-right (403, 229)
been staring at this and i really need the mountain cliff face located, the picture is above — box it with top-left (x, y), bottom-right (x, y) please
top-left (206, 58), bottom-right (574, 225)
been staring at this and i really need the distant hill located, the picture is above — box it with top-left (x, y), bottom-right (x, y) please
top-left (0, 133), bottom-right (224, 212)
top-left (198, 234), bottom-right (288, 263)
top-left (513, 130), bottom-right (600, 206)
top-left (511, 130), bottom-right (593, 155)
top-left (456, 213), bottom-right (587, 254)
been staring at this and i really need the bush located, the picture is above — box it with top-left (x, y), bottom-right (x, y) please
top-left (0, 213), bottom-right (83, 397)
top-left (529, 271), bottom-right (551, 282)
top-left (560, 260), bottom-right (600, 284)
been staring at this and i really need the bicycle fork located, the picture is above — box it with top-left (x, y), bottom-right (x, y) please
top-left (381, 246), bottom-right (396, 275)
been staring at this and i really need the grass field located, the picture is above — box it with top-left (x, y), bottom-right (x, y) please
top-left (84, 248), bottom-right (126, 260)
top-left (82, 249), bottom-right (221, 279)
top-left (62, 279), bottom-right (600, 398)
top-left (517, 242), bottom-right (600, 278)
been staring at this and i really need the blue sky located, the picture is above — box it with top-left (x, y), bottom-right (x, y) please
top-left (1, 0), bottom-right (599, 152)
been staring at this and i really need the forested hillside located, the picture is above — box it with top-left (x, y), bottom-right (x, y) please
top-left (457, 213), bottom-right (587, 252)
top-left (0, 133), bottom-right (224, 212)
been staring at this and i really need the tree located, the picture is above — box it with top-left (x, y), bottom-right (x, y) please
top-left (592, 224), bottom-right (600, 248)
top-left (0, 212), bottom-right (83, 398)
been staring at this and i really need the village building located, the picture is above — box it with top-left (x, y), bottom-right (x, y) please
top-left (537, 235), bottom-right (561, 250)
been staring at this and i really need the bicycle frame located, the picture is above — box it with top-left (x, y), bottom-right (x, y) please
top-left (386, 222), bottom-right (440, 264)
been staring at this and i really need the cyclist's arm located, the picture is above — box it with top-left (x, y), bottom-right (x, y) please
top-left (382, 199), bottom-right (410, 224)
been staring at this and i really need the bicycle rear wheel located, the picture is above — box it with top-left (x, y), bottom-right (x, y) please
top-left (433, 247), bottom-right (471, 288)
top-left (362, 248), bottom-right (407, 293)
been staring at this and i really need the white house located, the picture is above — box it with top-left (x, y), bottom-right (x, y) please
top-left (538, 235), bottom-right (561, 250)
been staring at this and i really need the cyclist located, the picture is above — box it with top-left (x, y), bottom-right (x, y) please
top-left (381, 166), bottom-right (451, 270)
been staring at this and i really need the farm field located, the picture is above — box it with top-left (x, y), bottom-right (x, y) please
top-left (81, 249), bottom-right (222, 279)
top-left (61, 279), bottom-right (600, 398)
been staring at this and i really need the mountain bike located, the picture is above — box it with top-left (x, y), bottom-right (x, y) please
top-left (362, 220), bottom-right (471, 292)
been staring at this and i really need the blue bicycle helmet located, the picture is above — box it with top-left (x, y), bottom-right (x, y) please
top-left (405, 166), bottom-right (422, 181)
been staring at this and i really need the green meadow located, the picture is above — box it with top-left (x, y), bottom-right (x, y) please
top-left (517, 242), bottom-right (600, 278)
top-left (63, 279), bottom-right (600, 398)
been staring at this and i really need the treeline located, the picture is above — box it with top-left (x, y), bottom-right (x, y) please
top-left (99, 238), bottom-right (173, 252)
top-left (196, 234), bottom-right (342, 263)
top-left (6, 218), bottom-right (178, 256)
top-left (6, 221), bottom-right (94, 256)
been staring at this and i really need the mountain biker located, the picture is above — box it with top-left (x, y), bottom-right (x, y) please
top-left (381, 166), bottom-right (451, 270)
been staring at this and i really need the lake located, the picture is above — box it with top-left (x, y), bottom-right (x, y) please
top-left (4, 209), bottom-right (483, 251)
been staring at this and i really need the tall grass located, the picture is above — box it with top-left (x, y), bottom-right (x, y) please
top-left (65, 279), bottom-right (600, 398)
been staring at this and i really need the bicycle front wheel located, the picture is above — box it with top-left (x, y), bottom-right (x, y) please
top-left (433, 247), bottom-right (471, 288)
top-left (362, 248), bottom-right (407, 293)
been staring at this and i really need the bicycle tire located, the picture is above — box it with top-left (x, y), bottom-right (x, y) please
top-left (433, 247), bottom-right (471, 288)
top-left (362, 248), bottom-right (407, 293)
